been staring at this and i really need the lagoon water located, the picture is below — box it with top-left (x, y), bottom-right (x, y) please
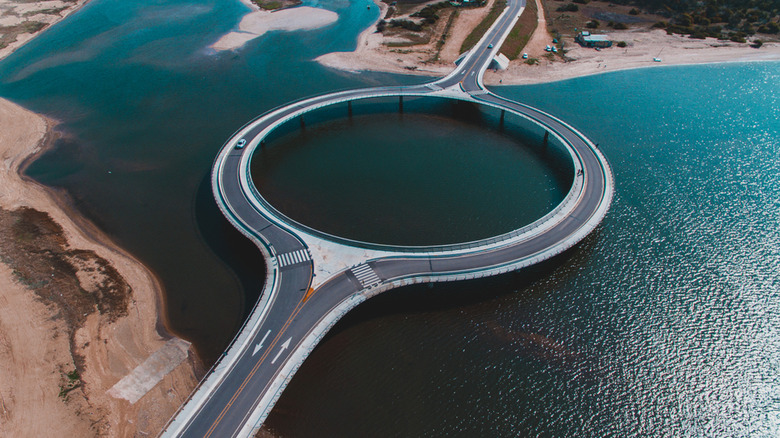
top-left (1, 0), bottom-right (779, 435)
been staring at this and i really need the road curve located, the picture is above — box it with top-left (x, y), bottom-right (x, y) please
top-left (161, 0), bottom-right (613, 436)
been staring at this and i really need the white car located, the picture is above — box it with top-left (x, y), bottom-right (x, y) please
top-left (235, 138), bottom-right (247, 149)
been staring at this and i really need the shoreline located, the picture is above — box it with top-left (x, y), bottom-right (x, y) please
top-left (0, 0), bottom-right (92, 60)
top-left (0, 99), bottom-right (202, 435)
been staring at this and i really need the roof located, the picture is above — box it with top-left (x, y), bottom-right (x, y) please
top-left (582, 34), bottom-right (611, 42)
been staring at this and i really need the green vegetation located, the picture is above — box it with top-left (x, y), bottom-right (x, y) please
top-left (556, 3), bottom-right (579, 12)
top-left (461, 0), bottom-right (507, 53)
top-left (625, 0), bottom-right (779, 39)
top-left (250, 0), bottom-right (301, 10)
top-left (499, 0), bottom-right (538, 59)
top-left (58, 369), bottom-right (81, 399)
top-left (609, 21), bottom-right (629, 29)
top-left (524, 57), bottom-right (539, 64)
top-left (586, 19), bottom-right (600, 28)
top-left (411, 1), bottom-right (452, 23)
top-left (617, 40), bottom-right (628, 46)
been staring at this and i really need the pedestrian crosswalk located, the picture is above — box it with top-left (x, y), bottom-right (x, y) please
top-left (277, 249), bottom-right (311, 268)
top-left (351, 264), bottom-right (381, 288)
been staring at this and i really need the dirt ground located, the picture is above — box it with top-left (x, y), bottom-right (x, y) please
top-left (0, 98), bottom-right (202, 437)
top-left (317, 0), bottom-right (498, 76)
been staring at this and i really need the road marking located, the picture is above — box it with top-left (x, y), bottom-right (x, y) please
top-left (271, 338), bottom-right (292, 364)
top-left (252, 330), bottom-right (271, 356)
top-left (277, 249), bottom-right (311, 268)
top-left (351, 264), bottom-right (381, 288)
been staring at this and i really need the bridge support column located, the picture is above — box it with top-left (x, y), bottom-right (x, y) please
top-left (300, 115), bottom-right (305, 129)
top-left (261, 140), bottom-right (266, 148)
top-left (499, 109), bottom-right (505, 129)
top-left (543, 131), bottom-right (549, 148)
top-left (399, 96), bottom-right (403, 113)
top-left (348, 101), bottom-right (352, 117)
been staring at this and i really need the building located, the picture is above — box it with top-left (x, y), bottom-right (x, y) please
top-left (576, 31), bottom-right (612, 48)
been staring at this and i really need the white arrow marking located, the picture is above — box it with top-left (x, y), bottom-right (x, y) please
top-left (252, 330), bottom-right (271, 356)
top-left (271, 337), bottom-right (292, 364)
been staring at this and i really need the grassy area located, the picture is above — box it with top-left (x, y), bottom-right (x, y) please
top-left (498, 0), bottom-right (537, 59)
top-left (251, 0), bottom-right (301, 11)
top-left (460, 0), bottom-right (508, 53)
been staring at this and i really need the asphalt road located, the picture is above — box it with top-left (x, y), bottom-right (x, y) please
top-left (165, 0), bottom-right (612, 435)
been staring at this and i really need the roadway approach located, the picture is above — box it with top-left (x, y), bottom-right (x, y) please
top-left (161, 0), bottom-right (614, 435)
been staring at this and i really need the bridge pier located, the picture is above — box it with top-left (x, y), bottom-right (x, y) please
top-left (543, 131), bottom-right (549, 148)
top-left (499, 109), bottom-right (505, 128)
top-left (300, 115), bottom-right (305, 130)
top-left (399, 96), bottom-right (403, 113)
top-left (348, 101), bottom-right (352, 117)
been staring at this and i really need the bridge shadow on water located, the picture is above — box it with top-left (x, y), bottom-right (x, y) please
top-left (193, 173), bottom-right (267, 364)
top-left (321, 226), bottom-right (605, 345)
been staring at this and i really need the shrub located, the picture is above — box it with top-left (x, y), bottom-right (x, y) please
top-left (730, 34), bottom-right (746, 43)
top-left (617, 40), bottom-right (627, 47)
top-left (556, 3), bottom-right (578, 11)
top-left (389, 19), bottom-right (423, 32)
top-left (751, 39), bottom-right (763, 48)
top-left (612, 22), bottom-right (628, 29)
top-left (629, 8), bottom-right (639, 15)
top-left (586, 20), bottom-right (600, 28)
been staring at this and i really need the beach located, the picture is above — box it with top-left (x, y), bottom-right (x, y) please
top-left (0, 97), bottom-right (202, 437)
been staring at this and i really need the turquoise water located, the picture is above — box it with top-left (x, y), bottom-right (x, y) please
top-left (1, 0), bottom-right (779, 435)
top-left (0, 0), bottom-right (426, 363)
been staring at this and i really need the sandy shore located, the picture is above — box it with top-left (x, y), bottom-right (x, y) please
top-left (0, 0), bottom-right (90, 60)
top-left (485, 28), bottom-right (780, 85)
top-left (317, 1), bottom-right (780, 85)
top-left (211, 4), bottom-right (337, 52)
top-left (0, 99), bottom-right (202, 436)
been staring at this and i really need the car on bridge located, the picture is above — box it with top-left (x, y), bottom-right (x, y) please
top-left (235, 138), bottom-right (246, 149)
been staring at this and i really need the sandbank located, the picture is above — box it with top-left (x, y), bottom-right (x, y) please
top-left (211, 6), bottom-right (338, 52)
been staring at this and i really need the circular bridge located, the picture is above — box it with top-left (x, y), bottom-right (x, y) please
top-left (163, 0), bottom-right (613, 435)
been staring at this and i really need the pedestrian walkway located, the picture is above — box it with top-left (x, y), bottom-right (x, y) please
top-left (351, 264), bottom-right (381, 288)
top-left (277, 249), bottom-right (311, 268)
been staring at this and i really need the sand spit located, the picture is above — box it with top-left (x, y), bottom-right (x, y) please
top-left (0, 0), bottom-right (90, 60)
top-left (0, 98), bottom-right (201, 437)
top-left (211, 6), bottom-right (338, 52)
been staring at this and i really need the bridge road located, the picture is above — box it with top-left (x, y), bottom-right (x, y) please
top-left (162, 0), bottom-right (613, 434)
